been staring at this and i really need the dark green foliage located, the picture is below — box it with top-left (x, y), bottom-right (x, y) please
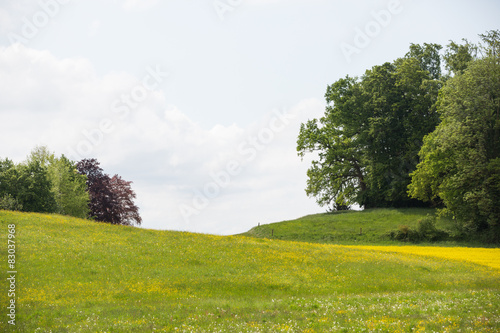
top-left (406, 43), bottom-right (443, 79)
top-left (416, 215), bottom-right (448, 241)
top-left (409, 31), bottom-right (500, 242)
top-left (443, 40), bottom-right (477, 76)
top-left (15, 160), bottom-right (57, 213)
top-left (389, 215), bottom-right (449, 243)
top-left (390, 225), bottom-right (420, 242)
top-left (0, 158), bottom-right (15, 198)
top-left (297, 44), bottom-right (441, 210)
top-left (0, 150), bottom-right (57, 213)
top-left (0, 194), bottom-right (23, 211)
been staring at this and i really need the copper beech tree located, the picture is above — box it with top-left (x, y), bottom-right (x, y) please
top-left (76, 158), bottom-right (142, 226)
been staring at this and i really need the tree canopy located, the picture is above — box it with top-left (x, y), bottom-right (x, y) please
top-left (408, 31), bottom-right (500, 240)
top-left (297, 43), bottom-right (442, 210)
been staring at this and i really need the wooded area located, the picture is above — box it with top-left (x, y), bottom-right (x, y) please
top-left (298, 31), bottom-right (500, 241)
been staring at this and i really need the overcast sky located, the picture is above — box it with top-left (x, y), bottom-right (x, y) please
top-left (1, 0), bottom-right (499, 235)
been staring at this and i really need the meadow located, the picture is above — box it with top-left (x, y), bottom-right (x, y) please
top-left (241, 208), bottom-right (473, 245)
top-left (1, 210), bottom-right (499, 332)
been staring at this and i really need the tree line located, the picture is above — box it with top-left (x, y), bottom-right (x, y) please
top-left (0, 146), bottom-right (141, 226)
top-left (298, 31), bottom-right (500, 241)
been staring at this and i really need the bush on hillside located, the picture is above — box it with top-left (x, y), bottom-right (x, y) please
top-left (416, 215), bottom-right (449, 241)
top-left (388, 216), bottom-right (449, 243)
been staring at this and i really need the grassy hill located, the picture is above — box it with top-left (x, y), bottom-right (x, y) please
top-left (241, 208), bottom-right (474, 245)
top-left (1, 210), bottom-right (500, 332)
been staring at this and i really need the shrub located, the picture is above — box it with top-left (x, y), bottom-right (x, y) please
top-left (417, 215), bottom-right (449, 241)
top-left (388, 216), bottom-right (449, 243)
top-left (0, 194), bottom-right (23, 211)
top-left (392, 225), bottom-right (420, 242)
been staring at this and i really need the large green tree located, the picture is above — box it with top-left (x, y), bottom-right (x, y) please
top-left (409, 31), bottom-right (500, 240)
top-left (297, 44), bottom-right (442, 210)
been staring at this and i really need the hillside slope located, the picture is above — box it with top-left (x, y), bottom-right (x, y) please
top-left (1, 210), bottom-right (499, 332)
top-left (242, 208), bottom-right (459, 245)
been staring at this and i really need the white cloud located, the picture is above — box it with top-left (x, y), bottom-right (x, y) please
top-left (0, 45), bottom-right (324, 235)
top-left (0, 44), bottom-right (138, 158)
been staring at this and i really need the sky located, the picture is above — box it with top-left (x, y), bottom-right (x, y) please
top-left (0, 0), bottom-right (499, 235)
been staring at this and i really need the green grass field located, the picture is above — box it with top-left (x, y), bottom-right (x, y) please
top-left (1, 210), bottom-right (499, 332)
top-left (241, 208), bottom-right (466, 245)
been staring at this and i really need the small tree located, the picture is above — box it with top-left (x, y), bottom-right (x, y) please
top-left (76, 158), bottom-right (115, 222)
top-left (77, 158), bottom-right (141, 226)
top-left (48, 155), bottom-right (89, 219)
